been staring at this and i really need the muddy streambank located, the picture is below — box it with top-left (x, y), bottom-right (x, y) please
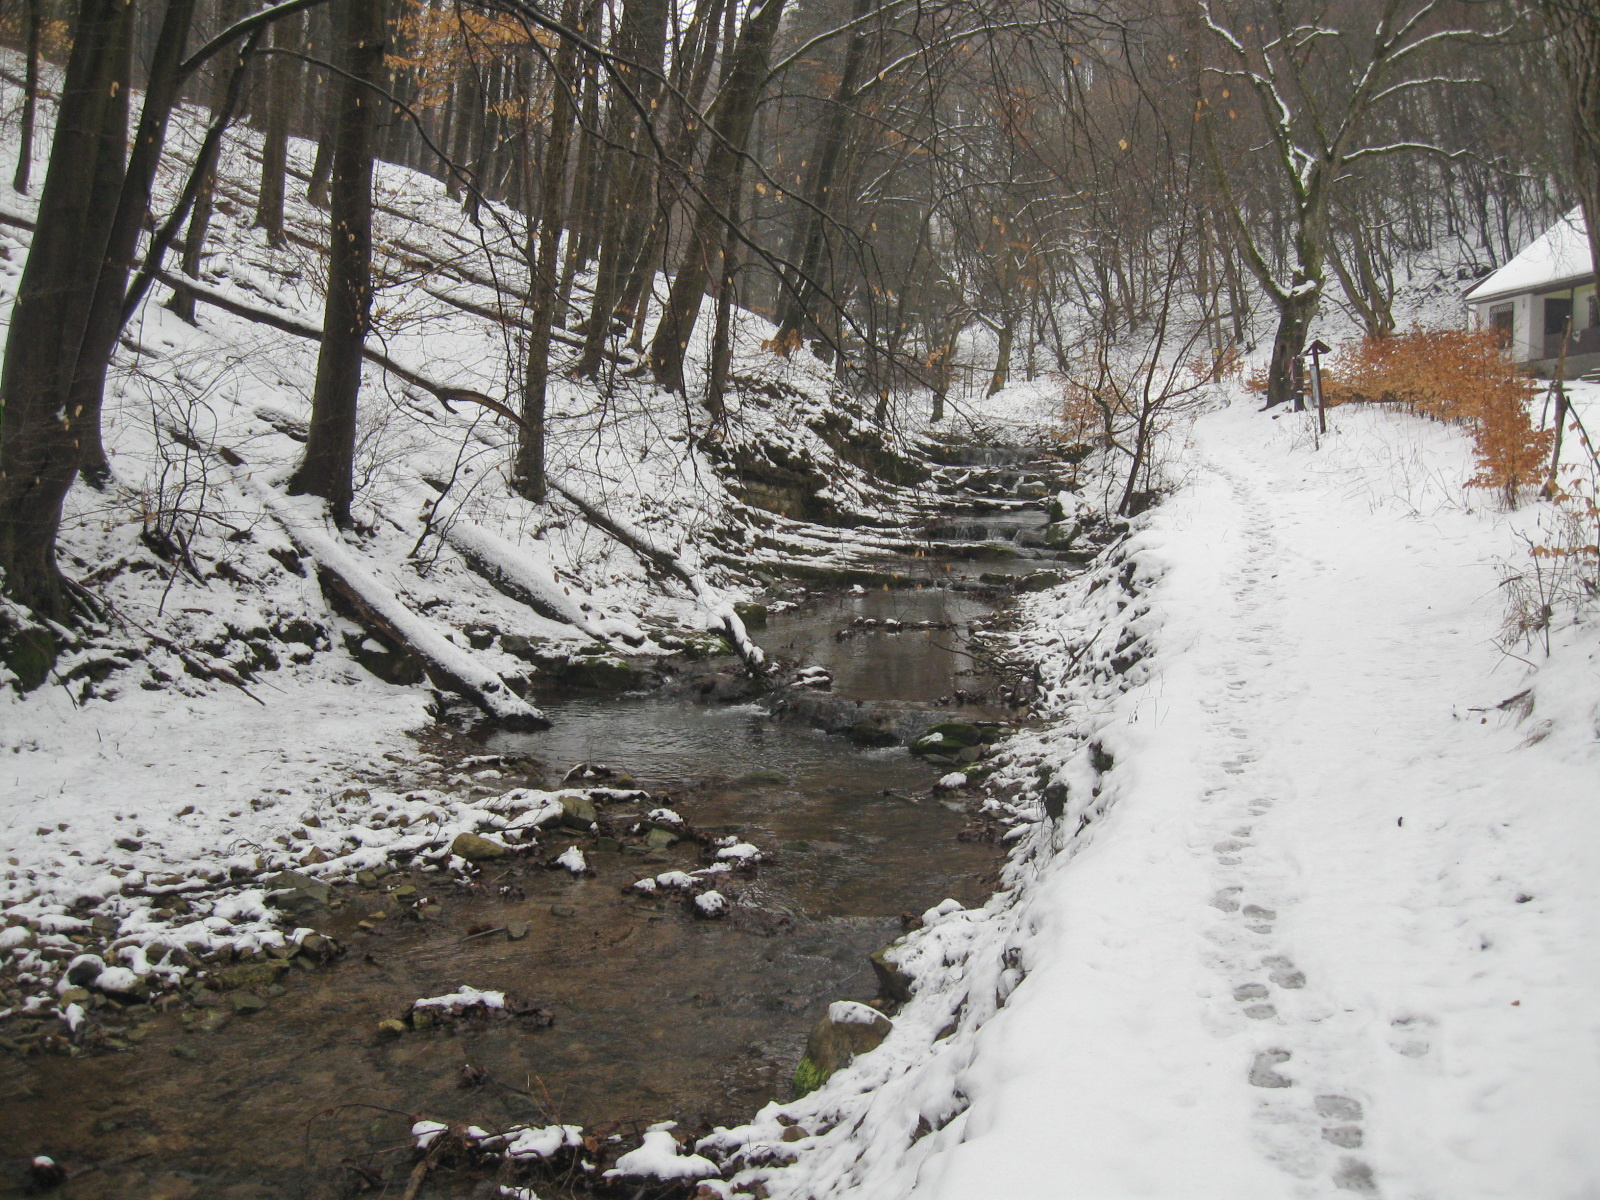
top-left (1, 448), bottom-right (1095, 1199)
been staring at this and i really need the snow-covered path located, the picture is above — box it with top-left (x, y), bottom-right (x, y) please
top-left (901, 402), bottom-right (1599, 1199)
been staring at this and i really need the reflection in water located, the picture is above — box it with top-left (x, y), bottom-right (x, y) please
top-left (760, 588), bottom-right (996, 704)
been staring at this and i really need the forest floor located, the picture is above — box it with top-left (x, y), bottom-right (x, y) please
top-left (720, 390), bottom-right (1600, 1200)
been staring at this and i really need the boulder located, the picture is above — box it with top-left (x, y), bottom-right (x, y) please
top-left (450, 831), bottom-right (510, 861)
top-left (559, 656), bottom-right (638, 691)
top-left (732, 602), bottom-right (769, 629)
top-left (1043, 520), bottom-right (1079, 547)
top-left (557, 793), bottom-right (598, 830)
top-left (1018, 570), bottom-right (1063, 592)
top-left (794, 1001), bottom-right (892, 1096)
top-left (910, 722), bottom-right (984, 758)
top-left (848, 722), bottom-right (898, 748)
top-left (870, 947), bottom-right (914, 1003)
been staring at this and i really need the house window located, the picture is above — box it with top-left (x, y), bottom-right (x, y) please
top-left (1489, 304), bottom-right (1514, 347)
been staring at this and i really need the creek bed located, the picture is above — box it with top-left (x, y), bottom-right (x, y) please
top-left (1, 589), bottom-right (1010, 1199)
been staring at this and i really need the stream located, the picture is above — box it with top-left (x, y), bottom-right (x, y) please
top-left (0, 469), bottom-right (1081, 1199)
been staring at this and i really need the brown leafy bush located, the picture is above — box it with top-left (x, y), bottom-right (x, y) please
top-left (1325, 329), bottom-right (1551, 504)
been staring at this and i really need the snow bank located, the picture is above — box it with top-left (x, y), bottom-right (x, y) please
top-left (706, 399), bottom-right (1600, 1200)
top-left (606, 1128), bottom-right (718, 1181)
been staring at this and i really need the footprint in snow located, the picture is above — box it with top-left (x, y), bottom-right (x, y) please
top-left (1250, 1048), bottom-right (1294, 1088)
top-left (1242, 904), bottom-right (1276, 933)
top-left (1263, 955), bottom-right (1306, 989)
top-left (1211, 886), bottom-right (1242, 912)
top-left (1388, 1014), bottom-right (1433, 1058)
top-left (1235, 992), bottom-right (1273, 1017)
top-left (1332, 1156), bottom-right (1379, 1195)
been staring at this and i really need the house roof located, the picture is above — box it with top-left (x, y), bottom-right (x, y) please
top-left (1464, 207), bottom-right (1593, 304)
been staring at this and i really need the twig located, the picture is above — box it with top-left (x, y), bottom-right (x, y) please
top-left (399, 1154), bottom-right (431, 1200)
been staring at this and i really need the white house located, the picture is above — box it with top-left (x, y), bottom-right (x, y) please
top-left (1465, 207), bottom-right (1598, 377)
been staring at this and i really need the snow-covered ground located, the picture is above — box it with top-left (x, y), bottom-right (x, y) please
top-left (712, 394), bottom-right (1599, 1200)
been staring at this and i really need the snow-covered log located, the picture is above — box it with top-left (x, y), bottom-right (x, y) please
top-left (218, 450), bottom-right (548, 728)
top-left (544, 481), bottom-right (766, 676)
top-left (440, 520), bottom-right (615, 644)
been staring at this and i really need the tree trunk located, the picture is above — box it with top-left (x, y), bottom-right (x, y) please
top-left (649, 0), bottom-right (787, 392)
top-left (167, 0), bottom-right (245, 325)
top-left (287, 0), bottom-right (384, 526)
top-left (72, 0), bottom-right (197, 490)
top-left (774, 0), bottom-right (872, 344)
top-left (987, 311), bottom-right (1016, 397)
top-left (705, 184), bottom-right (743, 428)
top-left (512, 0), bottom-right (584, 501)
top-left (12, 0), bottom-right (41, 195)
top-left (572, 0), bottom-right (670, 378)
top-left (0, 0), bottom-right (134, 617)
top-left (254, 14), bottom-right (294, 245)
top-left (1264, 289), bottom-right (1318, 407)
top-left (307, 134), bottom-right (333, 207)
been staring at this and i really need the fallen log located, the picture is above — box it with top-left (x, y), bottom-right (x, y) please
top-left (544, 481), bottom-right (766, 676)
top-left (144, 274), bottom-right (765, 673)
top-left (212, 443), bottom-right (548, 728)
top-left (414, 396), bottom-right (766, 677)
top-left (440, 520), bottom-right (633, 646)
top-left (0, 208), bottom-right (766, 677)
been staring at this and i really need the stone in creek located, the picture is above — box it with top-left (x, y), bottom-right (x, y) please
top-left (848, 723), bottom-right (899, 748)
top-left (558, 794), bottom-right (598, 830)
top-left (213, 960), bottom-right (291, 991)
top-left (733, 601), bottom-right (768, 629)
top-left (264, 870), bottom-right (332, 912)
top-left (506, 922), bottom-right (530, 941)
top-left (733, 768), bottom-right (789, 786)
top-left (646, 828), bottom-right (680, 850)
top-left (549, 905), bottom-right (576, 918)
top-left (58, 986), bottom-right (91, 1007)
top-left (229, 993), bottom-right (268, 1015)
top-left (870, 948), bottom-right (914, 1004)
top-left (916, 722), bottom-right (984, 749)
top-left (450, 831), bottom-right (510, 861)
top-left (376, 1018), bottom-right (407, 1038)
top-left (595, 837), bottom-right (622, 854)
top-left (794, 1002), bottom-right (892, 1095)
top-left (1018, 570), bottom-right (1064, 592)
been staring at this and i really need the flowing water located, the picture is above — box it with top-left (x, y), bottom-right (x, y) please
top-left (1, 585), bottom-right (1014, 1199)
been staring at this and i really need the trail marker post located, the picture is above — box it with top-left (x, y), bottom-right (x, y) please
top-left (1308, 339), bottom-right (1330, 439)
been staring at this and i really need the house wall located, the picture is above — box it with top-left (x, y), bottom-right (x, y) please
top-left (1474, 293), bottom-right (1539, 361)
